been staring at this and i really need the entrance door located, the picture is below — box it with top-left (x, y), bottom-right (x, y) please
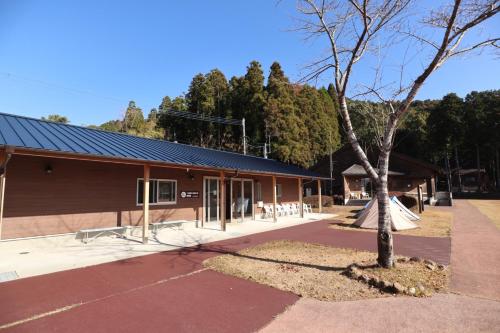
top-left (243, 180), bottom-right (253, 220)
top-left (231, 179), bottom-right (254, 223)
top-left (203, 177), bottom-right (219, 225)
top-left (231, 180), bottom-right (242, 222)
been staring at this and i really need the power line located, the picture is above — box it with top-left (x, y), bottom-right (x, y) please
top-left (0, 71), bottom-right (127, 104)
top-left (162, 109), bottom-right (242, 126)
top-left (162, 109), bottom-right (248, 155)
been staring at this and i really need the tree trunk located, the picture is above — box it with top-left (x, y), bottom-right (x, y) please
top-left (476, 145), bottom-right (481, 192)
top-left (376, 151), bottom-right (394, 268)
top-left (445, 152), bottom-right (452, 193)
top-left (496, 147), bottom-right (499, 191)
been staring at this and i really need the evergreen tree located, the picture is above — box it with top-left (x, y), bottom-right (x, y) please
top-left (228, 61), bottom-right (266, 151)
top-left (184, 70), bottom-right (230, 147)
top-left (42, 114), bottom-right (69, 123)
top-left (122, 101), bottom-right (146, 135)
top-left (394, 100), bottom-right (437, 162)
top-left (99, 120), bottom-right (122, 132)
top-left (427, 93), bottom-right (465, 159)
top-left (265, 62), bottom-right (311, 167)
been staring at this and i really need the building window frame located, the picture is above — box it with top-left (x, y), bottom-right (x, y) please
top-left (255, 182), bottom-right (262, 201)
top-left (276, 183), bottom-right (282, 200)
top-left (136, 178), bottom-right (177, 206)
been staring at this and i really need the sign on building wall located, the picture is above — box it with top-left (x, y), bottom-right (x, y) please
top-left (180, 191), bottom-right (199, 198)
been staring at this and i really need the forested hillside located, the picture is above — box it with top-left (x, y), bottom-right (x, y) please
top-left (43, 61), bottom-right (499, 181)
top-left (92, 61), bottom-right (342, 168)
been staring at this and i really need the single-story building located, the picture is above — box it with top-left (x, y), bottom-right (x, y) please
top-left (307, 145), bottom-right (441, 204)
top-left (0, 112), bottom-right (324, 240)
top-left (451, 168), bottom-right (490, 192)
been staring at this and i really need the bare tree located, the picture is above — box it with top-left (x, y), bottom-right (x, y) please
top-left (296, 0), bottom-right (499, 267)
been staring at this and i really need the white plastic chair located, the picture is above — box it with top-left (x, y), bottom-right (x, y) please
top-left (262, 205), bottom-right (272, 218)
top-left (303, 203), bottom-right (312, 214)
top-left (283, 204), bottom-right (291, 216)
top-left (276, 204), bottom-right (284, 217)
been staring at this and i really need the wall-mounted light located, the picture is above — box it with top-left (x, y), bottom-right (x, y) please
top-left (45, 165), bottom-right (53, 174)
top-left (186, 168), bottom-right (194, 180)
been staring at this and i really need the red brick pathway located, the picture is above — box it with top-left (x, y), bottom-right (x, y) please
top-left (0, 217), bottom-right (450, 332)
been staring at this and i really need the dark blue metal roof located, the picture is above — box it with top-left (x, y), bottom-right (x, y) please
top-left (0, 112), bottom-right (322, 178)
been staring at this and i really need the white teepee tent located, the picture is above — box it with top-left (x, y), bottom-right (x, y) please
top-left (353, 198), bottom-right (418, 231)
top-left (391, 196), bottom-right (420, 221)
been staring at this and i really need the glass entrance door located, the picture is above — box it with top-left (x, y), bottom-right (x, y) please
top-left (231, 179), bottom-right (254, 223)
top-left (204, 177), bottom-right (219, 225)
top-left (243, 180), bottom-right (253, 220)
top-left (231, 180), bottom-right (242, 222)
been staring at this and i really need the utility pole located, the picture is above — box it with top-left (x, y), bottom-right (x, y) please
top-left (263, 143), bottom-right (268, 159)
top-left (328, 131), bottom-right (333, 195)
top-left (329, 148), bottom-right (333, 195)
top-left (454, 146), bottom-right (462, 192)
top-left (242, 118), bottom-right (246, 155)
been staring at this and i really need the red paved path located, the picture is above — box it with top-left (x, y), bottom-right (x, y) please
top-left (0, 218), bottom-right (450, 332)
top-left (6, 270), bottom-right (299, 333)
top-left (450, 200), bottom-right (500, 300)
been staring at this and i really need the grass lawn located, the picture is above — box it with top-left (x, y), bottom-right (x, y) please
top-left (319, 206), bottom-right (452, 237)
top-left (467, 200), bottom-right (500, 229)
top-left (204, 240), bottom-right (448, 301)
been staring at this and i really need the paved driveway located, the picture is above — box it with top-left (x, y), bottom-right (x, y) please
top-left (0, 216), bottom-right (450, 332)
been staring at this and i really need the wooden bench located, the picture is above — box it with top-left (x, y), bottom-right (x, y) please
top-left (80, 226), bottom-right (127, 244)
top-left (150, 220), bottom-right (186, 233)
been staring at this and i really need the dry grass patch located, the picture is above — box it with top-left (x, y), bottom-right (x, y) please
top-left (203, 240), bottom-right (449, 302)
top-left (322, 206), bottom-right (452, 237)
top-left (468, 200), bottom-right (500, 229)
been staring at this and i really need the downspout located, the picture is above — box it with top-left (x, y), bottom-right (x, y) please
top-left (0, 152), bottom-right (13, 240)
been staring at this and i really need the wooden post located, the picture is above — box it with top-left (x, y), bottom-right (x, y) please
top-left (0, 165), bottom-right (5, 241)
top-left (298, 178), bottom-right (304, 218)
top-left (0, 173), bottom-right (5, 240)
top-left (220, 172), bottom-right (226, 231)
top-left (272, 176), bottom-right (277, 222)
top-left (417, 185), bottom-right (422, 214)
top-left (0, 151), bottom-right (9, 241)
top-left (143, 165), bottom-right (150, 244)
top-left (317, 179), bottom-right (322, 213)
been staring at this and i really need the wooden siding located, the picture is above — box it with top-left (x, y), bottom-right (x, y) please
top-left (2, 155), bottom-right (301, 239)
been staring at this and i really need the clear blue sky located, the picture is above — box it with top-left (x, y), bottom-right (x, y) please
top-left (1, 0), bottom-right (499, 126)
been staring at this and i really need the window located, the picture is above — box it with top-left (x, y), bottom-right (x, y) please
top-left (256, 182), bottom-right (262, 201)
top-left (137, 179), bottom-right (177, 205)
top-left (158, 180), bottom-right (176, 203)
top-left (276, 184), bottom-right (282, 199)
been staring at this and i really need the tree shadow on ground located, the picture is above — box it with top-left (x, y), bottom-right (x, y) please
top-left (152, 237), bottom-right (378, 273)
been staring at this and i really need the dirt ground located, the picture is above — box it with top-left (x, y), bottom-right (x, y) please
top-left (321, 205), bottom-right (452, 237)
top-left (204, 240), bottom-right (448, 302)
top-left (467, 200), bottom-right (500, 229)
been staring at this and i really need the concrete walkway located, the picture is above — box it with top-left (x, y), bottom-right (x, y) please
top-left (262, 199), bottom-right (500, 333)
top-left (260, 294), bottom-right (500, 333)
top-left (0, 213), bottom-right (334, 279)
top-left (450, 200), bottom-right (500, 300)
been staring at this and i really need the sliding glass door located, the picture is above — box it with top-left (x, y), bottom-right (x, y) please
top-left (203, 177), bottom-right (219, 225)
top-left (231, 179), bottom-right (254, 223)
